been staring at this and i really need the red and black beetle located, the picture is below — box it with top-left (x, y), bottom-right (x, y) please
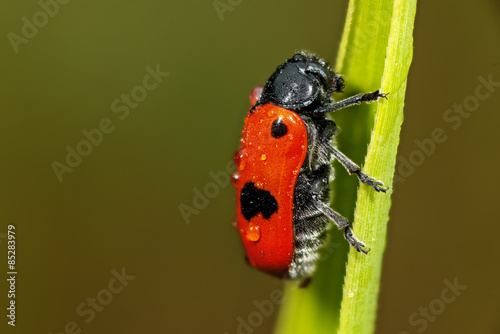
top-left (232, 52), bottom-right (387, 280)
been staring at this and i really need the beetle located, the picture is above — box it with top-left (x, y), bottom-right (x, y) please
top-left (232, 52), bottom-right (387, 280)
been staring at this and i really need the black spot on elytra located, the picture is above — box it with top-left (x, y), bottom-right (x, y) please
top-left (271, 118), bottom-right (288, 138)
top-left (240, 182), bottom-right (278, 221)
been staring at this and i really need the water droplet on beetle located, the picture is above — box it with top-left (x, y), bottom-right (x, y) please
top-left (245, 222), bottom-right (261, 242)
top-left (234, 149), bottom-right (247, 171)
top-left (231, 172), bottom-right (240, 186)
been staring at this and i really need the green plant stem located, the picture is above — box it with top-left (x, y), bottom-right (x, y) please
top-left (338, 1), bottom-right (416, 333)
top-left (274, 1), bottom-right (415, 334)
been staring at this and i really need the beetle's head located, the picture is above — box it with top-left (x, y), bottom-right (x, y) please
top-left (254, 52), bottom-right (344, 113)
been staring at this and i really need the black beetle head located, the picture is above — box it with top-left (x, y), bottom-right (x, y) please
top-left (255, 52), bottom-right (344, 113)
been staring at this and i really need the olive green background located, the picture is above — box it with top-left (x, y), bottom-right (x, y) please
top-left (1, 0), bottom-right (499, 333)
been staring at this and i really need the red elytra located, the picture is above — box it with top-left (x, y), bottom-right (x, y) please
top-left (232, 101), bottom-right (307, 277)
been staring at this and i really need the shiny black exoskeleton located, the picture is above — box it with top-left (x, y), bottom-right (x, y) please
top-left (252, 52), bottom-right (386, 115)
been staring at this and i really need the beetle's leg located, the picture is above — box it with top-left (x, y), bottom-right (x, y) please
top-left (316, 201), bottom-right (369, 254)
top-left (315, 201), bottom-right (349, 229)
top-left (326, 145), bottom-right (388, 193)
top-left (314, 90), bottom-right (388, 113)
top-left (344, 226), bottom-right (370, 254)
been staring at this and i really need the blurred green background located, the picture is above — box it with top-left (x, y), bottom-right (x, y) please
top-left (1, 0), bottom-right (499, 333)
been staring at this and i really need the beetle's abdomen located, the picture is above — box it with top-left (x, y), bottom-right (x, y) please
top-left (233, 104), bottom-right (308, 278)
